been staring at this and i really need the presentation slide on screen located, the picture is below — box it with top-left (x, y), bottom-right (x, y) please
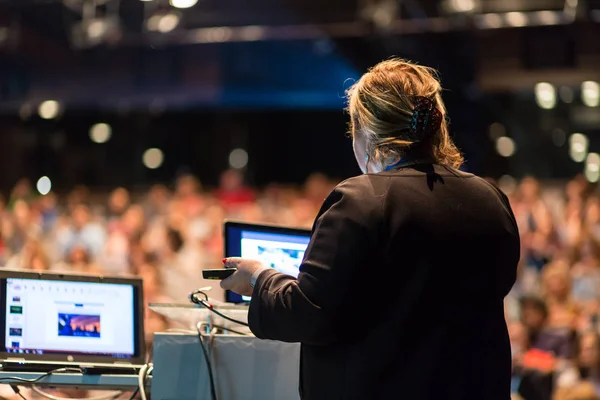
top-left (239, 231), bottom-right (309, 301)
top-left (4, 279), bottom-right (135, 356)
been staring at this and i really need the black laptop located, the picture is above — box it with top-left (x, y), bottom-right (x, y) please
top-left (224, 221), bottom-right (311, 303)
top-left (0, 269), bottom-right (145, 374)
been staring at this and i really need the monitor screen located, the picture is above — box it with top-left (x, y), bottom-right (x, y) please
top-left (2, 278), bottom-right (136, 358)
top-left (225, 222), bottom-right (311, 303)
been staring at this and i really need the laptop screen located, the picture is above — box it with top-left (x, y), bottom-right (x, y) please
top-left (0, 274), bottom-right (141, 361)
top-left (224, 222), bottom-right (311, 303)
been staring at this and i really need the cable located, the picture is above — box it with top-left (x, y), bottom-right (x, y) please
top-left (10, 385), bottom-right (27, 400)
top-left (198, 301), bottom-right (248, 326)
top-left (127, 387), bottom-right (139, 400)
top-left (137, 363), bottom-right (152, 400)
top-left (136, 364), bottom-right (148, 400)
top-left (189, 290), bottom-right (249, 327)
top-left (0, 367), bottom-right (83, 385)
top-left (143, 365), bottom-right (152, 400)
top-left (0, 366), bottom-right (123, 400)
top-left (197, 322), bottom-right (218, 400)
top-left (2, 368), bottom-right (79, 400)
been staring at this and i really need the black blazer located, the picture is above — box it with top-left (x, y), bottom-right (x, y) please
top-left (248, 164), bottom-right (520, 400)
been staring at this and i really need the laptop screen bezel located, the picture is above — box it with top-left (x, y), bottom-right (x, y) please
top-left (0, 269), bottom-right (145, 365)
top-left (223, 221), bottom-right (312, 303)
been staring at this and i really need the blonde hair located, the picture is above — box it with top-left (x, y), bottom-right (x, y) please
top-left (346, 58), bottom-right (463, 169)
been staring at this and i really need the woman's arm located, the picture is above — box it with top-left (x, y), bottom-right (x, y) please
top-left (248, 177), bottom-right (379, 345)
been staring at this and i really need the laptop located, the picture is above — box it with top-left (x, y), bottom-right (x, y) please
top-left (224, 221), bottom-right (312, 303)
top-left (0, 269), bottom-right (145, 374)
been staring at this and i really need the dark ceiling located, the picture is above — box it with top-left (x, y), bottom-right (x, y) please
top-left (0, 0), bottom-right (597, 186)
top-left (0, 0), bottom-right (599, 112)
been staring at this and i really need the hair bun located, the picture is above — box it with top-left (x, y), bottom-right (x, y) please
top-left (407, 96), bottom-right (442, 142)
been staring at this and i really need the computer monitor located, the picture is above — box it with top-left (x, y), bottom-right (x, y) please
top-left (224, 221), bottom-right (312, 303)
top-left (0, 270), bottom-right (145, 365)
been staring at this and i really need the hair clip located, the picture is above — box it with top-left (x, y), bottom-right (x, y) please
top-left (407, 96), bottom-right (442, 142)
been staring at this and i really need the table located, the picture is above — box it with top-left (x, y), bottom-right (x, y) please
top-left (152, 332), bottom-right (300, 400)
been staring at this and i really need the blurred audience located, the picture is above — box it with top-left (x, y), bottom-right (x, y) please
top-left (0, 170), bottom-right (326, 369)
top-left (499, 175), bottom-right (600, 399)
top-left (10, 171), bottom-right (600, 399)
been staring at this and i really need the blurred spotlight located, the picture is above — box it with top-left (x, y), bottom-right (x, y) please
top-left (87, 19), bottom-right (108, 40)
top-left (147, 11), bottom-right (180, 33)
top-left (147, 15), bottom-right (161, 31)
top-left (475, 13), bottom-right (503, 29)
top-left (586, 153), bottom-right (600, 182)
top-left (239, 26), bottom-right (265, 41)
top-left (36, 176), bottom-right (52, 196)
top-left (496, 136), bottom-right (516, 157)
top-left (534, 10), bottom-right (561, 25)
top-left (143, 148), bottom-right (164, 169)
top-left (498, 175), bottom-right (517, 196)
top-left (170, 0), bottom-right (197, 9)
top-left (361, 0), bottom-right (397, 30)
top-left (534, 82), bottom-right (556, 109)
top-left (72, 16), bottom-right (121, 48)
top-left (158, 13), bottom-right (179, 33)
top-left (195, 27), bottom-right (233, 43)
top-left (19, 104), bottom-right (33, 121)
top-left (559, 86), bottom-right (574, 103)
top-left (229, 148), bottom-right (249, 169)
top-left (372, 2), bottom-right (396, 29)
top-left (38, 100), bottom-right (60, 120)
top-left (552, 128), bottom-right (566, 147)
top-left (582, 81), bottom-right (600, 107)
top-left (488, 123), bottom-right (506, 140)
top-left (569, 133), bottom-right (589, 162)
top-left (505, 12), bottom-right (528, 27)
top-left (89, 123), bottom-right (112, 144)
top-left (445, 0), bottom-right (477, 13)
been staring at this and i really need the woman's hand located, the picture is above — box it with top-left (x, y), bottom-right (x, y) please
top-left (220, 257), bottom-right (266, 297)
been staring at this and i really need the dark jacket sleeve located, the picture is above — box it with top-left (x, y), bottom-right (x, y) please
top-left (248, 176), bottom-right (380, 345)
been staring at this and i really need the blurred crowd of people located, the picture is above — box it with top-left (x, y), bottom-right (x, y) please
top-left (0, 170), bottom-right (334, 336)
top-left (6, 169), bottom-right (600, 400)
top-left (505, 175), bottom-right (600, 400)
top-left (0, 169), bottom-right (334, 399)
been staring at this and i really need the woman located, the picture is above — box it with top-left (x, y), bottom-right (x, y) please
top-left (542, 261), bottom-right (578, 329)
top-left (221, 58), bottom-right (520, 400)
top-left (576, 332), bottom-right (600, 386)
